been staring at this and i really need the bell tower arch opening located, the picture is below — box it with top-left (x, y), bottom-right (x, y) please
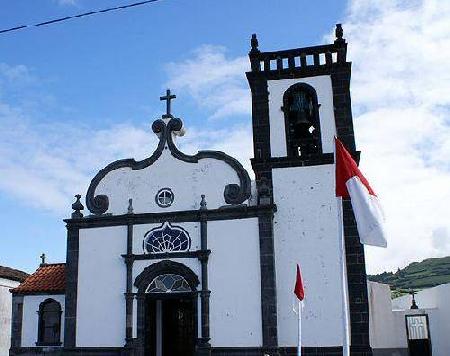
top-left (282, 82), bottom-right (322, 157)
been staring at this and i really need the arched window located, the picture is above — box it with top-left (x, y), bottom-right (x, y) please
top-left (37, 299), bottom-right (62, 346)
top-left (282, 83), bottom-right (322, 157)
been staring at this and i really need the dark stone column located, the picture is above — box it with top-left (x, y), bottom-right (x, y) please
top-left (197, 195), bottom-right (211, 356)
top-left (125, 217), bottom-right (134, 345)
top-left (332, 65), bottom-right (372, 356)
top-left (10, 295), bottom-right (23, 349)
top-left (64, 226), bottom-right (79, 348)
top-left (258, 210), bottom-right (278, 350)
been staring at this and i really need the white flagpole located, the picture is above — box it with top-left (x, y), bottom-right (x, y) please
top-left (338, 197), bottom-right (350, 356)
top-left (298, 300), bottom-right (302, 356)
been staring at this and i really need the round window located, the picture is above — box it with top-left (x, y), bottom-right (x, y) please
top-left (155, 188), bottom-right (174, 208)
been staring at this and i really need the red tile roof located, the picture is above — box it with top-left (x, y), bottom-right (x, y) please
top-left (0, 265), bottom-right (29, 283)
top-left (11, 263), bottom-right (65, 294)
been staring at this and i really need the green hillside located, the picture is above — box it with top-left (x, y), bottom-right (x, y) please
top-left (368, 256), bottom-right (450, 297)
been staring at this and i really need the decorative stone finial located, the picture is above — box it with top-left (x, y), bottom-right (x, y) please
top-left (40, 253), bottom-right (46, 266)
top-left (250, 33), bottom-right (259, 53)
top-left (257, 177), bottom-right (271, 205)
top-left (200, 194), bottom-right (207, 210)
top-left (127, 198), bottom-right (134, 214)
top-left (71, 194), bottom-right (84, 219)
top-left (335, 23), bottom-right (345, 44)
top-left (410, 290), bottom-right (419, 309)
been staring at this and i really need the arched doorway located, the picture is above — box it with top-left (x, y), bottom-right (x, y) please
top-left (134, 261), bottom-right (199, 356)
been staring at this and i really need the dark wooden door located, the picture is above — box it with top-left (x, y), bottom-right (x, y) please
top-left (162, 298), bottom-right (195, 356)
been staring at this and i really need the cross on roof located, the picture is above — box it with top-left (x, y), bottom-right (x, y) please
top-left (160, 89), bottom-right (176, 119)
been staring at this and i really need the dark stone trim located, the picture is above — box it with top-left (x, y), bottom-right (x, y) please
top-left (37, 299), bottom-right (62, 346)
top-left (63, 226), bottom-right (79, 348)
top-left (10, 295), bottom-right (23, 348)
top-left (251, 153), bottom-right (334, 170)
top-left (166, 118), bottom-right (251, 205)
top-left (11, 291), bottom-right (65, 297)
top-left (247, 61), bottom-right (278, 348)
top-left (123, 250), bottom-right (210, 261)
top-left (331, 59), bottom-right (371, 355)
top-left (198, 204), bottom-right (211, 350)
top-left (86, 118), bottom-right (251, 215)
top-left (134, 260), bottom-right (200, 293)
top-left (133, 260), bottom-right (200, 356)
top-left (257, 211), bottom-right (278, 347)
top-left (210, 346), bottom-right (344, 355)
top-left (86, 119), bottom-right (166, 214)
top-left (65, 204), bottom-right (277, 228)
top-left (125, 217), bottom-right (134, 344)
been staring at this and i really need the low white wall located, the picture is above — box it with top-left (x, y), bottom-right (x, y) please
top-left (77, 226), bottom-right (127, 347)
top-left (368, 282), bottom-right (407, 349)
top-left (21, 294), bottom-right (65, 347)
top-left (0, 278), bottom-right (20, 355)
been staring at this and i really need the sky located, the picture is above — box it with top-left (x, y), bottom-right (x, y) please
top-left (0, 0), bottom-right (449, 274)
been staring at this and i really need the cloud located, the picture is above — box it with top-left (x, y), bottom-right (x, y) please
top-left (1, 0), bottom-right (449, 275)
top-left (165, 45), bottom-right (251, 119)
top-left (337, 0), bottom-right (450, 273)
top-left (0, 63), bottom-right (253, 216)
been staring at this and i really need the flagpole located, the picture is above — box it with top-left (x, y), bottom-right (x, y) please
top-left (298, 300), bottom-right (302, 356)
top-left (338, 197), bottom-right (350, 356)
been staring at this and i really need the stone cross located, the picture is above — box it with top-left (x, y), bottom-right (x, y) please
top-left (160, 89), bottom-right (176, 119)
top-left (40, 253), bottom-right (46, 265)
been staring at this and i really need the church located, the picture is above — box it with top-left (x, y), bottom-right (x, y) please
top-left (10, 25), bottom-right (373, 356)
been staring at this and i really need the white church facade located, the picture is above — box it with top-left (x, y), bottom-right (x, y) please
top-left (10, 25), bottom-right (373, 356)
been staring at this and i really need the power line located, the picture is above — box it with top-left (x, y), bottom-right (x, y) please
top-left (0, 0), bottom-right (162, 35)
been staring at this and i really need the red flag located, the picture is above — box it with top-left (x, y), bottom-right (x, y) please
top-left (335, 137), bottom-right (387, 247)
top-left (294, 264), bottom-right (305, 301)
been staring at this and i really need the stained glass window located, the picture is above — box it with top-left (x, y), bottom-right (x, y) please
top-left (143, 222), bottom-right (191, 254)
top-left (146, 274), bottom-right (191, 293)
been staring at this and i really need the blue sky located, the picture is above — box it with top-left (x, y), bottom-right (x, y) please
top-left (1, 0), bottom-right (449, 274)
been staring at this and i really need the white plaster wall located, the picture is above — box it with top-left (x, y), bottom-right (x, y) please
top-left (95, 148), bottom-right (246, 215)
top-left (267, 76), bottom-right (336, 157)
top-left (208, 218), bottom-right (262, 347)
top-left (272, 165), bottom-right (346, 347)
top-left (21, 294), bottom-right (65, 348)
top-left (0, 278), bottom-right (20, 355)
top-left (77, 226), bottom-right (127, 347)
top-left (368, 282), bottom-right (407, 349)
top-left (132, 222), bottom-right (200, 255)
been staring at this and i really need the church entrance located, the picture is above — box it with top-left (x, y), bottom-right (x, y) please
top-left (145, 294), bottom-right (197, 356)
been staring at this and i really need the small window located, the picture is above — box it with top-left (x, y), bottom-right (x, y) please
top-left (37, 299), bottom-right (62, 346)
top-left (155, 188), bottom-right (174, 208)
top-left (282, 83), bottom-right (322, 157)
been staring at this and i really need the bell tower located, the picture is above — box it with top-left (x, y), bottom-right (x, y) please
top-left (247, 25), bottom-right (372, 355)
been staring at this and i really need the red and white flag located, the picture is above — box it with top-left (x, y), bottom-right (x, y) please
top-left (335, 137), bottom-right (387, 248)
top-left (293, 264), bottom-right (305, 356)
